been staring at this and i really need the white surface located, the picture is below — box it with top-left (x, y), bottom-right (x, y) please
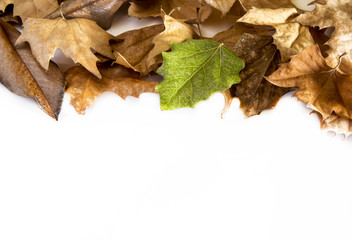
top-left (1, 1), bottom-right (352, 240)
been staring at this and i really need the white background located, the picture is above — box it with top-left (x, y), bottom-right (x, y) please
top-left (1, 1), bottom-right (352, 240)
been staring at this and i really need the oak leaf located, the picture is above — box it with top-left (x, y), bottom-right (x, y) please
top-left (128, 0), bottom-right (212, 22)
top-left (16, 18), bottom-right (115, 79)
top-left (146, 10), bottom-right (193, 72)
top-left (220, 33), bottom-right (292, 117)
top-left (267, 44), bottom-right (352, 120)
top-left (13, 0), bottom-right (58, 20)
top-left (238, 7), bottom-right (315, 61)
top-left (296, 0), bottom-right (352, 68)
top-left (112, 24), bottom-right (165, 76)
top-left (156, 39), bottom-right (245, 110)
top-left (0, 19), bottom-right (64, 119)
top-left (45, 0), bottom-right (125, 30)
top-left (65, 63), bottom-right (158, 114)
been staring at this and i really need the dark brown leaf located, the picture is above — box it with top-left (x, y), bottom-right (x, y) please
top-left (45, 0), bottom-right (125, 30)
top-left (112, 24), bottom-right (165, 77)
top-left (0, 19), bottom-right (64, 119)
top-left (229, 33), bottom-right (293, 117)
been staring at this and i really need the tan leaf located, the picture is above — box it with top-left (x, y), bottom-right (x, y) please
top-left (13, 0), bottom-right (58, 20)
top-left (238, 8), bottom-right (315, 61)
top-left (296, 0), bottom-right (352, 68)
top-left (146, 11), bottom-right (193, 71)
top-left (0, 19), bottom-right (64, 119)
top-left (45, 0), bottom-right (125, 30)
top-left (112, 24), bottom-right (165, 76)
top-left (239, 0), bottom-right (297, 10)
top-left (16, 18), bottom-right (115, 79)
top-left (65, 63), bottom-right (158, 114)
top-left (201, 0), bottom-right (236, 15)
top-left (128, 0), bottom-right (212, 22)
top-left (267, 44), bottom-right (352, 120)
top-left (219, 33), bottom-right (292, 117)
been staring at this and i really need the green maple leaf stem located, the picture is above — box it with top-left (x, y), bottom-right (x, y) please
top-left (156, 39), bottom-right (245, 110)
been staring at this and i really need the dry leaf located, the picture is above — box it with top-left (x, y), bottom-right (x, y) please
top-left (45, 0), bottom-right (125, 30)
top-left (128, 0), bottom-right (212, 22)
top-left (221, 33), bottom-right (292, 117)
top-left (239, 0), bottom-right (297, 10)
top-left (0, 5), bottom-right (21, 24)
top-left (316, 112), bottom-right (352, 138)
top-left (16, 18), bottom-right (115, 79)
top-left (13, 0), bottom-right (58, 20)
top-left (267, 44), bottom-right (352, 120)
top-left (0, 20), bottom-right (64, 119)
top-left (296, 0), bottom-right (352, 68)
top-left (0, 0), bottom-right (14, 12)
top-left (112, 24), bottom-right (165, 76)
top-left (65, 63), bottom-right (158, 114)
top-left (146, 10), bottom-right (193, 71)
top-left (238, 7), bottom-right (315, 61)
top-left (212, 22), bottom-right (270, 49)
top-left (201, 0), bottom-right (236, 15)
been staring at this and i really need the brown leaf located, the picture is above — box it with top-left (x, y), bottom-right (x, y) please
top-left (146, 10), bottom-right (193, 71)
top-left (238, 7), bottom-right (315, 61)
top-left (316, 112), bottom-right (352, 138)
top-left (221, 33), bottom-right (292, 117)
top-left (128, 0), bottom-right (212, 22)
top-left (297, 0), bottom-right (352, 68)
top-left (13, 0), bottom-right (58, 20)
top-left (0, 0), bottom-right (14, 13)
top-left (65, 63), bottom-right (158, 114)
top-left (45, 0), bottom-right (125, 30)
top-left (212, 22), bottom-right (270, 50)
top-left (267, 44), bottom-right (352, 120)
top-left (0, 5), bottom-right (21, 24)
top-left (112, 24), bottom-right (165, 76)
top-left (0, 20), bottom-right (64, 119)
top-left (16, 18), bottom-right (115, 79)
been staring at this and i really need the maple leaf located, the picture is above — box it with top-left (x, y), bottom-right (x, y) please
top-left (0, 19), bottom-right (64, 119)
top-left (16, 18), bottom-right (115, 79)
top-left (146, 10), bottom-right (193, 72)
top-left (267, 44), bottom-right (352, 120)
top-left (128, 0), bottom-right (212, 22)
top-left (65, 63), bottom-right (158, 114)
top-left (13, 0), bottom-right (58, 20)
top-left (156, 39), bottom-right (245, 110)
top-left (45, 0), bottom-right (125, 30)
top-left (220, 33), bottom-right (292, 117)
top-left (112, 24), bottom-right (165, 76)
top-left (238, 7), bottom-right (315, 61)
top-left (296, 0), bottom-right (352, 69)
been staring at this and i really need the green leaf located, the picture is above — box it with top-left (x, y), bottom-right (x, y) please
top-left (156, 39), bottom-right (245, 110)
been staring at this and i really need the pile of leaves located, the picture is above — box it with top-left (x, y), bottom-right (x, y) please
top-left (1, 0), bottom-right (352, 137)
